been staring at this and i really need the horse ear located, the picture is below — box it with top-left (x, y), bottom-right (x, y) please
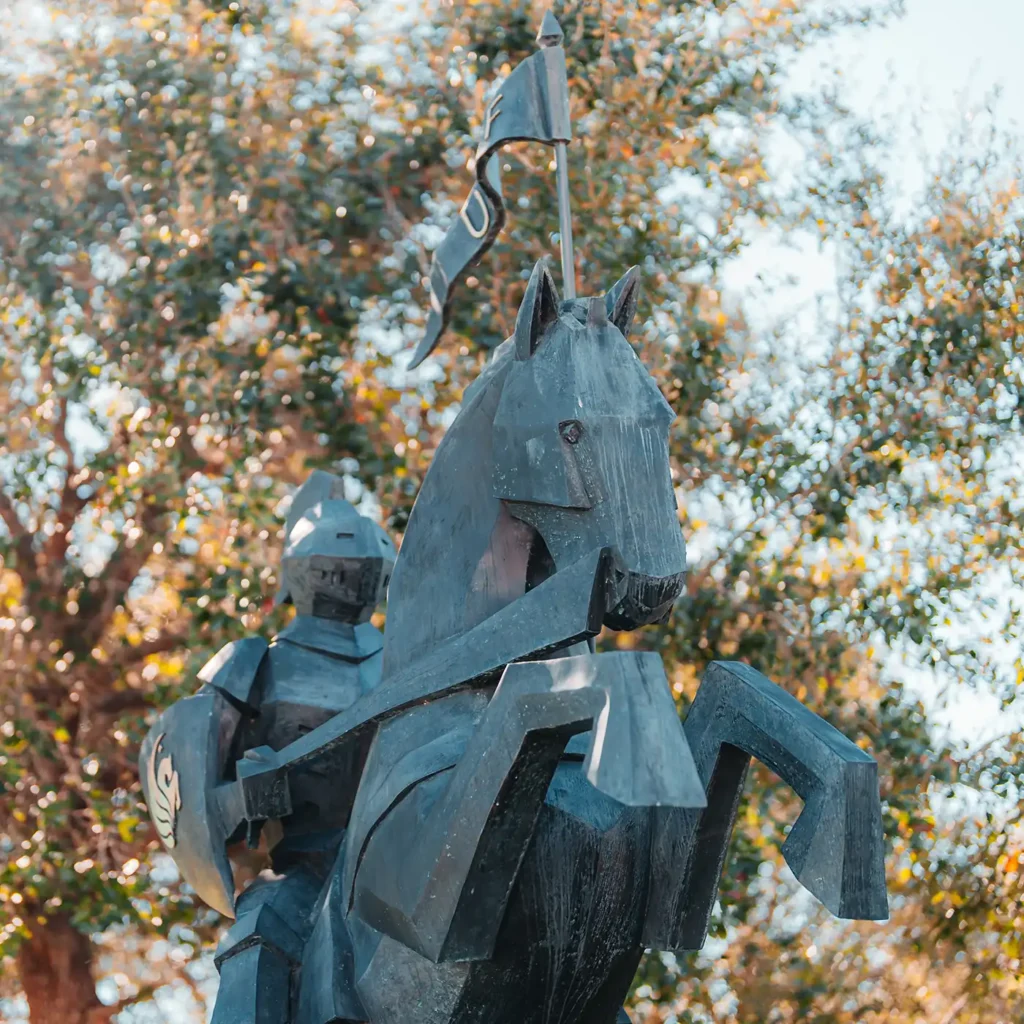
top-left (515, 260), bottom-right (560, 360)
top-left (605, 266), bottom-right (641, 337)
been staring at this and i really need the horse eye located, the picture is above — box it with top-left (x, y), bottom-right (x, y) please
top-left (559, 420), bottom-right (583, 445)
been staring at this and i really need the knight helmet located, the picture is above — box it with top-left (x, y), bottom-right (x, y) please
top-left (275, 470), bottom-right (396, 623)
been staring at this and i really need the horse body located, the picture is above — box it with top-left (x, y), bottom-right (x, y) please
top-left (293, 264), bottom-right (685, 1023)
top-left (340, 700), bottom-right (651, 1024)
top-left (287, 263), bottom-right (887, 1024)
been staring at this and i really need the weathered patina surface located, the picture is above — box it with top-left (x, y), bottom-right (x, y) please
top-left (138, 14), bottom-right (887, 1024)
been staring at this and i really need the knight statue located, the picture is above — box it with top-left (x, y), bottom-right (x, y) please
top-left (139, 471), bottom-right (395, 1024)
top-left (139, 12), bottom-right (888, 1024)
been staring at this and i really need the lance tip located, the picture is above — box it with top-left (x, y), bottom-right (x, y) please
top-left (537, 10), bottom-right (564, 47)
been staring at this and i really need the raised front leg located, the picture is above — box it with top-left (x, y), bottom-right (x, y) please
top-left (353, 651), bottom-right (705, 964)
top-left (644, 660), bottom-right (888, 951)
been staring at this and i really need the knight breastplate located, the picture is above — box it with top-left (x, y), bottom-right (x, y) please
top-left (247, 616), bottom-right (383, 871)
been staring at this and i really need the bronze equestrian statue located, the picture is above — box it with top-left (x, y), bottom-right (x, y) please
top-left (139, 13), bottom-right (887, 1024)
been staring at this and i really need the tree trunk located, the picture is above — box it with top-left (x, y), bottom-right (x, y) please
top-left (16, 913), bottom-right (111, 1024)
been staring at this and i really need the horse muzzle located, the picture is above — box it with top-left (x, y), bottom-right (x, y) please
top-left (603, 560), bottom-right (686, 630)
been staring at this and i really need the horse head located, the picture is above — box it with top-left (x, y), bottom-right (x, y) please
top-left (493, 261), bottom-right (686, 630)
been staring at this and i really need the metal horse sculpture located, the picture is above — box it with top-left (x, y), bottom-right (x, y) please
top-left (139, 13), bottom-right (887, 1024)
top-left (228, 262), bottom-right (888, 1024)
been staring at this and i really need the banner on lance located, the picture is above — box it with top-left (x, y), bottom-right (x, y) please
top-left (409, 15), bottom-right (572, 369)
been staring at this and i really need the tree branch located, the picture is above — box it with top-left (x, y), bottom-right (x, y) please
top-left (77, 501), bottom-right (168, 650)
top-left (93, 689), bottom-right (156, 714)
top-left (52, 391), bottom-right (73, 467)
top-left (0, 490), bottom-right (35, 569)
top-left (377, 176), bottom-right (431, 280)
top-left (106, 630), bottom-right (187, 669)
top-left (46, 393), bottom-right (94, 565)
top-left (936, 993), bottom-right (969, 1024)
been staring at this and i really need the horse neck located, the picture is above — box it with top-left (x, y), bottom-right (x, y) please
top-left (382, 357), bottom-right (531, 677)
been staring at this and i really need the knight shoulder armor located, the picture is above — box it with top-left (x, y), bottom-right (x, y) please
top-left (197, 636), bottom-right (270, 711)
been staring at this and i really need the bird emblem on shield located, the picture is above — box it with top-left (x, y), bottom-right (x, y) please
top-left (145, 733), bottom-right (181, 849)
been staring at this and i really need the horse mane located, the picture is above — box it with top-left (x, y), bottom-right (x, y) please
top-left (382, 342), bottom-right (536, 677)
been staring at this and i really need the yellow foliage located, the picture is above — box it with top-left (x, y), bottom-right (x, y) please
top-left (117, 818), bottom-right (139, 843)
top-left (0, 569), bottom-right (24, 606)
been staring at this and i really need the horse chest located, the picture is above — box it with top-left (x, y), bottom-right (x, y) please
top-left (348, 759), bottom-right (653, 1024)
top-left (453, 761), bottom-right (652, 1024)
top-left (343, 691), bottom-right (660, 1024)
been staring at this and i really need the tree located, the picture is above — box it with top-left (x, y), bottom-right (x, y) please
top-left (3, 0), bottom-right (1021, 1022)
top-left (0, 1), bottom-right (411, 1019)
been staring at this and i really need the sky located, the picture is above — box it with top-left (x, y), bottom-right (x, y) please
top-left (725, 0), bottom-right (1024, 313)
top-left (804, 0), bottom-right (1024, 141)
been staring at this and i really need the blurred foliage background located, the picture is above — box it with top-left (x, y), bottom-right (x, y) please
top-left (0, 0), bottom-right (1022, 1022)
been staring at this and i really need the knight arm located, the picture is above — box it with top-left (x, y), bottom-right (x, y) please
top-left (642, 660), bottom-right (889, 952)
top-left (346, 651), bottom-right (705, 965)
top-left (141, 639), bottom-right (337, 1023)
top-left (229, 547), bottom-right (613, 824)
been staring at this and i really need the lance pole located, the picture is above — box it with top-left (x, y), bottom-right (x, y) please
top-left (554, 142), bottom-right (575, 299)
top-left (538, 11), bottom-right (575, 300)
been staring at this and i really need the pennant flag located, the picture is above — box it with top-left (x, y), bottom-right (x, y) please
top-left (408, 13), bottom-right (571, 369)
